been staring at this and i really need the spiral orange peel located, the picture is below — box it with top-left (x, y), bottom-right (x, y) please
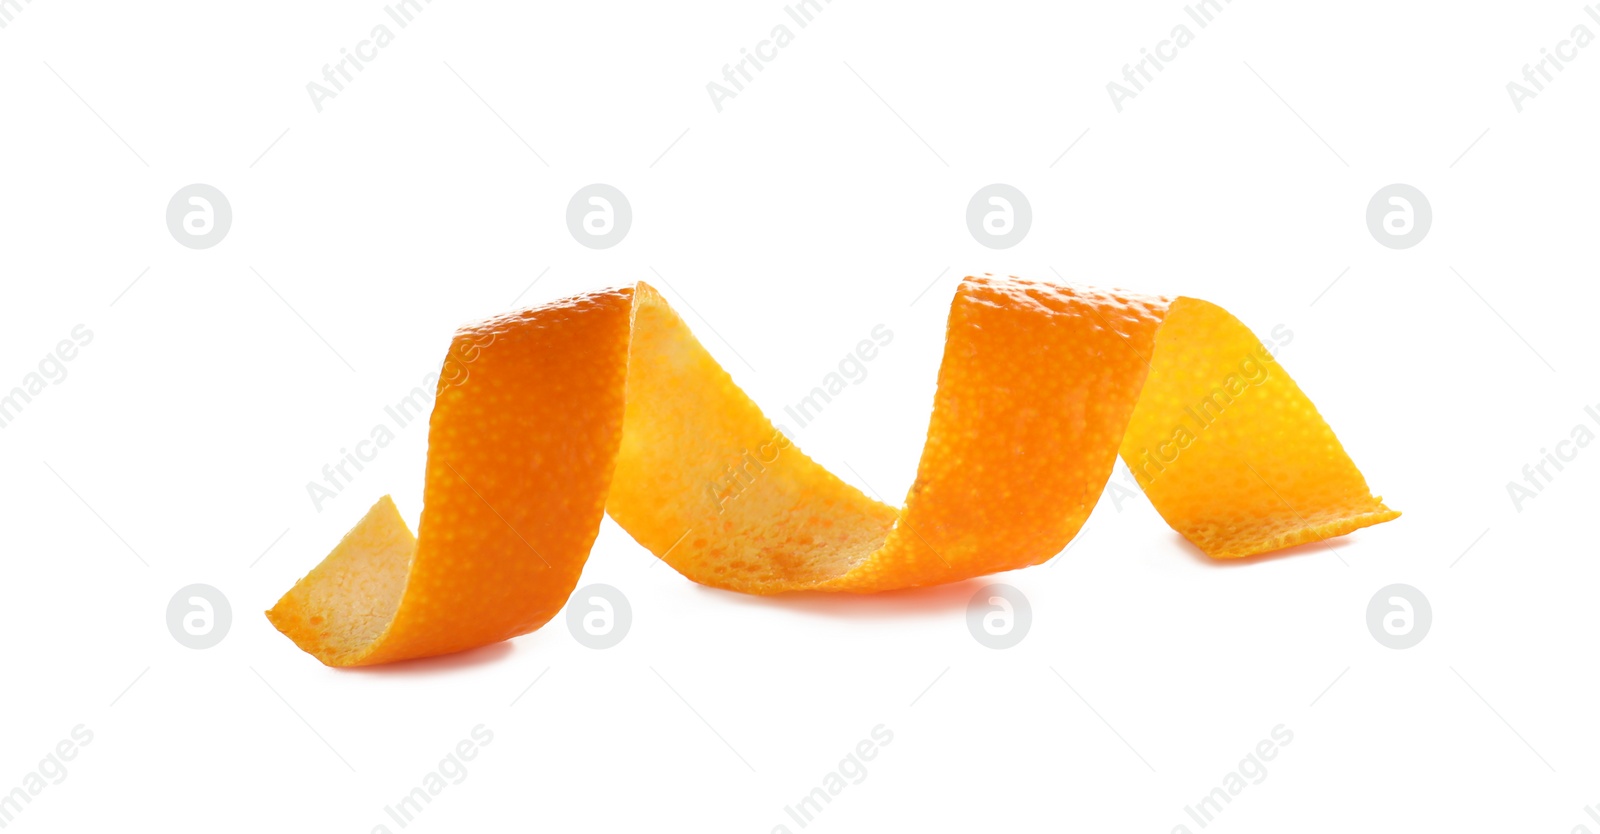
top-left (267, 275), bottom-right (1397, 666)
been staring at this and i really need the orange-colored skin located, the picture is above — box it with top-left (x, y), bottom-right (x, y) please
top-left (268, 276), bottom-right (1398, 666)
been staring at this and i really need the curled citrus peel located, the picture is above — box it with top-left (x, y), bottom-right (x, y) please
top-left (267, 275), bottom-right (1397, 666)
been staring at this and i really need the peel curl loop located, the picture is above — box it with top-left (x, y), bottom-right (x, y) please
top-left (268, 275), bottom-right (1398, 666)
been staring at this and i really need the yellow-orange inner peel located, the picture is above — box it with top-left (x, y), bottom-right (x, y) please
top-left (267, 275), bottom-right (1398, 666)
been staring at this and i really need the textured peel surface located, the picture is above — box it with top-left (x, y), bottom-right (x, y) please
top-left (267, 275), bottom-right (1398, 666)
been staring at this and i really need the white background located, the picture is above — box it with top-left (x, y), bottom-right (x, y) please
top-left (2, 1), bottom-right (1598, 831)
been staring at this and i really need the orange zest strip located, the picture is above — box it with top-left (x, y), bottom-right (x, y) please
top-left (267, 275), bottom-right (1398, 666)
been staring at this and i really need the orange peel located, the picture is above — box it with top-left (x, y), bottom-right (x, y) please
top-left (267, 275), bottom-right (1397, 666)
